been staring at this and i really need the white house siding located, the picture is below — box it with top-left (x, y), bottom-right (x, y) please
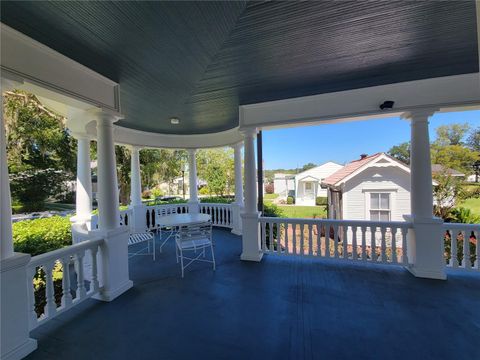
top-left (295, 162), bottom-right (343, 206)
top-left (273, 174), bottom-right (295, 198)
top-left (342, 166), bottom-right (411, 222)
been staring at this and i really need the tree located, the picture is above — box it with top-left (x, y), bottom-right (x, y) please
top-left (301, 162), bottom-right (316, 172)
top-left (4, 91), bottom-right (76, 211)
top-left (388, 142), bottom-right (410, 164)
top-left (196, 148), bottom-right (234, 196)
top-left (433, 174), bottom-right (465, 219)
top-left (430, 144), bottom-right (479, 175)
top-left (434, 123), bottom-right (470, 146)
top-left (467, 126), bottom-right (480, 152)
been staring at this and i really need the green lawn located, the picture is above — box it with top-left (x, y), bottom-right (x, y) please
top-left (460, 198), bottom-right (480, 216)
top-left (264, 193), bottom-right (278, 199)
top-left (276, 205), bottom-right (326, 219)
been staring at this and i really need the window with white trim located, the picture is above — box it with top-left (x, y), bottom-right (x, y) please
top-left (369, 193), bottom-right (390, 221)
top-left (305, 182), bottom-right (312, 191)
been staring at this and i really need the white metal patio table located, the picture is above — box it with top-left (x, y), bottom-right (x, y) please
top-left (157, 213), bottom-right (211, 252)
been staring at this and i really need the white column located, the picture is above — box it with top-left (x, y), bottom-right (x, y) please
top-left (1, 75), bottom-right (38, 360)
top-left (231, 142), bottom-right (244, 235)
top-left (129, 146), bottom-right (146, 232)
top-left (403, 109), bottom-right (445, 280)
top-left (130, 146), bottom-right (142, 207)
top-left (187, 149), bottom-right (199, 213)
top-left (0, 89), bottom-right (13, 260)
top-left (96, 114), bottom-right (120, 231)
top-left (233, 142), bottom-right (244, 206)
top-left (240, 128), bottom-right (262, 261)
top-left (72, 134), bottom-right (93, 230)
top-left (92, 110), bottom-right (133, 301)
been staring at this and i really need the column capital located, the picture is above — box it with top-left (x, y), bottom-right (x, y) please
top-left (231, 141), bottom-right (244, 150)
top-left (71, 131), bottom-right (93, 141)
top-left (401, 108), bottom-right (438, 122)
top-left (240, 127), bottom-right (258, 138)
top-left (89, 108), bottom-right (124, 125)
top-left (127, 145), bottom-right (142, 153)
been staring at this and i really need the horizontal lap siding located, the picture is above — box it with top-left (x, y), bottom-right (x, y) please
top-left (343, 167), bottom-right (411, 221)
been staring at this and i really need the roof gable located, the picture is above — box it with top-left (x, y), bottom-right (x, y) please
top-left (322, 153), bottom-right (410, 187)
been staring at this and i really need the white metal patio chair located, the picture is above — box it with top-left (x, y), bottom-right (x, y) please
top-left (122, 212), bottom-right (156, 261)
top-left (175, 221), bottom-right (215, 278)
top-left (156, 207), bottom-right (180, 252)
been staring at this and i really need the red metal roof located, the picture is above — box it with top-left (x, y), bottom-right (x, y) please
top-left (322, 153), bottom-right (383, 186)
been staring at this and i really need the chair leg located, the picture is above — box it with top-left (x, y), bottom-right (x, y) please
top-left (180, 248), bottom-right (184, 278)
top-left (175, 243), bottom-right (179, 263)
top-left (152, 238), bottom-right (156, 261)
top-left (211, 244), bottom-right (216, 271)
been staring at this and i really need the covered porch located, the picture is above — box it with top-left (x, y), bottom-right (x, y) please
top-left (27, 228), bottom-right (480, 360)
top-left (1, 1), bottom-right (480, 359)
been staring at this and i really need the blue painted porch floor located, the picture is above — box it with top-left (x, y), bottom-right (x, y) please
top-left (27, 228), bottom-right (480, 360)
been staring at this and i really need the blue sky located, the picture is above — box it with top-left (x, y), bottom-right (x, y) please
top-left (263, 110), bottom-right (480, 169)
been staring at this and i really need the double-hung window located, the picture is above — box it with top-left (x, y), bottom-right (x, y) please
top-left (369, 193), bottom-right (390, 221)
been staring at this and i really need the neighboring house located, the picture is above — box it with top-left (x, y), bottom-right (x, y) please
top-left (321, 153), bottom-right (450, 221)
top-left (273, 173), bottom-right (295, 198)
top-left (431, 164), bottom-right (465, 178)
top-left (274, 162), bottom-right (343, 206)
top-left (322, 153), bottom-right (412, 221)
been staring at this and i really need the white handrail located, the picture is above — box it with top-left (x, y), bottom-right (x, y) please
top-left (442, 223), bottom-right (479, 271)
top-left (27, 237), bottom-right (104, 330)
top-left (259, 217), bottom-right (411, 265)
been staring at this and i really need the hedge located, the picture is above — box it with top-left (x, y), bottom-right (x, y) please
top-left (13, 216), bottom-right (72, 256)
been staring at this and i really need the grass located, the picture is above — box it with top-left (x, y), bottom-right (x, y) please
top-left (264, 193), bottom-right (279, 200)
top-left (459, 198), bottom-right (480, 216)
top-left (12, 202), bottom-right (75, 214)
top-left (276, 205), bottom-right (326, 219)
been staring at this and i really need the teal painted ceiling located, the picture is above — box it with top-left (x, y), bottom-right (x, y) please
top-left (1, 1), bottom-right (478, 135)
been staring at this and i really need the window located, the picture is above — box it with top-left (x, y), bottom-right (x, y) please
top-left (370, 193), bottom-right (390, 221)
top-left (305, 182), bottom-right (312, 191)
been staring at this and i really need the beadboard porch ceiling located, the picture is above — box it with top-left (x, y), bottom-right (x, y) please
top-left (1, 1), bottom-right (478, 135)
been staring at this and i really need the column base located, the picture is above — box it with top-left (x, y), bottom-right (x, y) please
top-left (240, 251), bottom-right (263, 262)
top-left (93, 227), bottom-right (133, 301)
top-left (1, 253), bottom-right (37, 360)
top-left (93, 279), bottom-right (133, 302)
top-left (406, 265), bottom-right (446, 280)
top-left (188, 201), bottom-right (199, 214)
top-left (231, 228), bottom-right (243, 236)
top-left (240, 212), bottom-right (262, 262)
top-left (2, 338), bottom-right (37, 360)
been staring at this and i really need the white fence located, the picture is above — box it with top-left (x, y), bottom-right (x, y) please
top-left (91, 209), bottom-right (132, 230)
top-left (259, 217), bottom-right (411, 265)
top-left (443, 223), bottom-right (479, 271)
top-left (27, 236), bottom-right (104, 330)
top-left (199, 203), bottom-right (232, 228)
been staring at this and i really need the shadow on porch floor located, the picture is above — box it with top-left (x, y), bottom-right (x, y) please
top-left (27, 228), bottom-right (480, 360)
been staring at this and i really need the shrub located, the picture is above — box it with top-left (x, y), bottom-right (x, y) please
top-left (200, 196), bottom-right (234, 204)
top-left (264, 183), bottom-right (274, 194)
top-left (151, 187), bottom-right (164, 198)
top-left (142, 189), bottom-right (152, 199)
top-left (262, 202), bottom-right (284, 217)
top-left (287, 196), bottom-right (294, 205)
top-left (262, 203), bottom-right (284, 250)
top-left (13, 216), bottom-right (72, 256)
top-left (198, 186), bottom-right (210, 195)
top-left (315, 196), bottom-right (328, 206)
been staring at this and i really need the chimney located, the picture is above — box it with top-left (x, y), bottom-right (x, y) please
top-left (360, 154), bottom-right (368, 160)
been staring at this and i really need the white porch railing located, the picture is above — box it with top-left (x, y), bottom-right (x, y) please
top-left (443, 223), bottom-right (479, 271)
top-left (259, 217), bottom-right (411, 265)
top-left (26, 236), bottom-right (104, 330)
top-left (143, 203), bottom-right (233, 230)
top-left (91, 209), bottom-right (132, 230)
top-left (199, 203), bottom-right (232, 228)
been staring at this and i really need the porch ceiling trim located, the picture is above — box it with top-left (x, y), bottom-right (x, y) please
top-left (239, 73), bottom-right (480, 130)
top-left (297, 175), bottom-right (320, 182)
top-left (0, 24), bottom-right (120, 112)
